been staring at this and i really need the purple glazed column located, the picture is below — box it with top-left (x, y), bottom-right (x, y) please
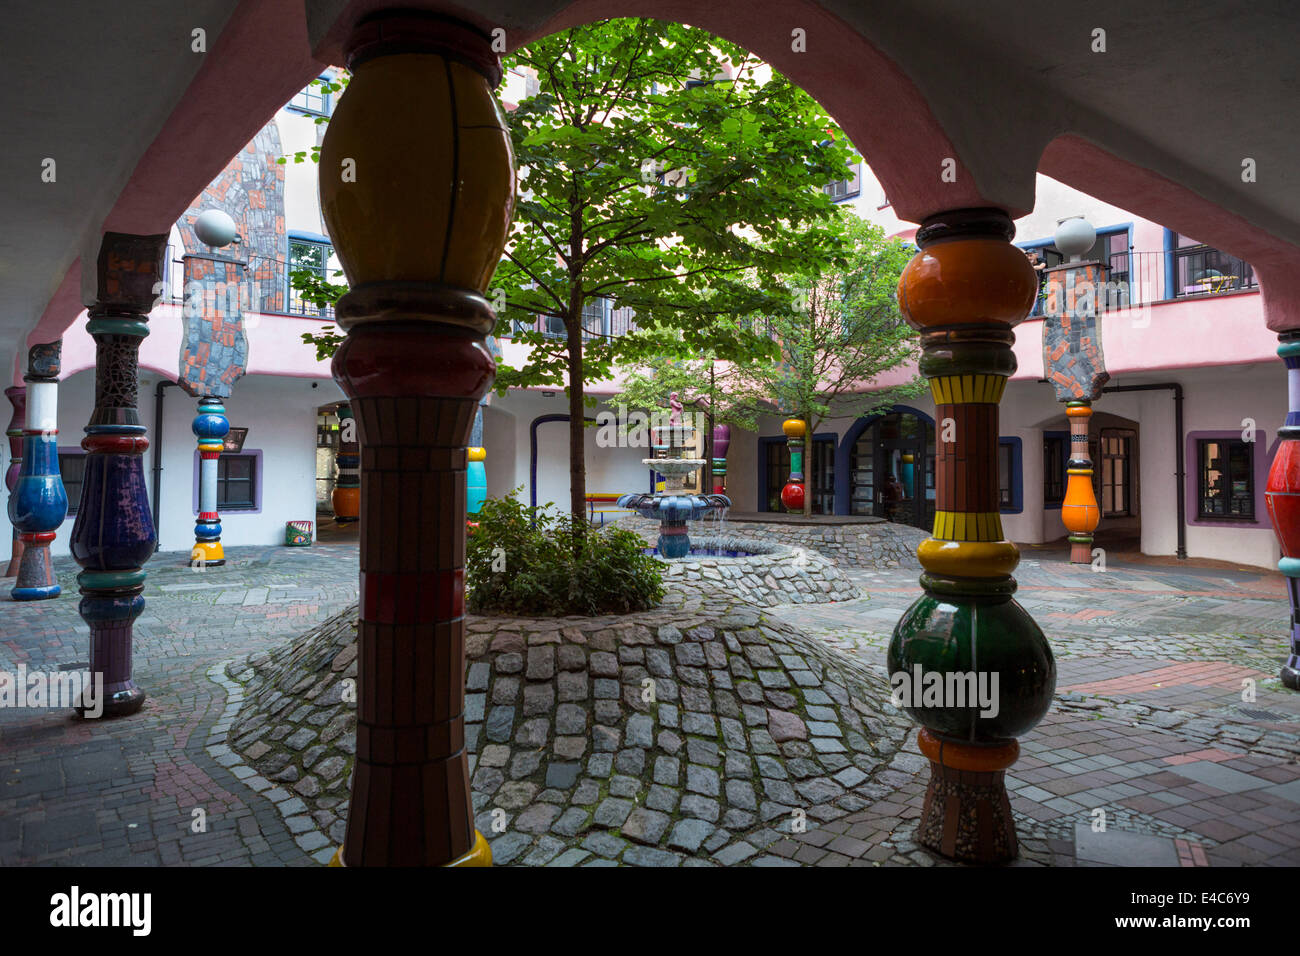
top-left (70, 232), bottom-right (167, 718)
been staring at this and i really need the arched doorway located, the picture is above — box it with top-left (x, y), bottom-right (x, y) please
top-left (841, 407), bottom-right (935, 530)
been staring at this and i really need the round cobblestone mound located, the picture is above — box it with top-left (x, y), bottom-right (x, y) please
top-left (222, 581), bottom-right (917, 866)
top-left (656, 535), bottom-right (862, 606)
top-left (620, 515), bottom-right (925, 571)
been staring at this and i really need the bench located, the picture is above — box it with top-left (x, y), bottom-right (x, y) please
top-left (586, 492), bottom-right (632, 526)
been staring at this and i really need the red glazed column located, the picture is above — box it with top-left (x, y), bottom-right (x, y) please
top-left (322, 11), bottom-right (515, 867)
top-left (1266, 332), bottom-right (1300, 689)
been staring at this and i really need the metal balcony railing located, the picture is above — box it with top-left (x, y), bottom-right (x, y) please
top-left (1027, 247), bottom-right (1257, 318)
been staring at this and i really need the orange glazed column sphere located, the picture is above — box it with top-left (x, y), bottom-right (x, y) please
top-left (897, 231), bottom-right (1038, 330)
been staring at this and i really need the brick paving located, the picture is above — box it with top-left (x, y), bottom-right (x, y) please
top-left (770, 547), bottom-right (1300, 866)
top-left (2, 531), bottom-right (1299, 867)
top-left (0, 539), bottom-right (359, 866)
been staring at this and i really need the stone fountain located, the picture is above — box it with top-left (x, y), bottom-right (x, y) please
top-left (617, 394), bottom-right (730, 559)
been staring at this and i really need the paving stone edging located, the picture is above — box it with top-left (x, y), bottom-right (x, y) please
top-left (205, 660), bottom-right (337, 865)
top-left (212, 576), bottom-right (939, 867)
top-left (656, 535), bottom-right (862, 606)
top-left (618, 515), bottom-right (926, 571)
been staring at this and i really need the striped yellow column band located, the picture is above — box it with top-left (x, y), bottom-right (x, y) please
top-left (929, 373), bottom-right (1007, 406)
top-left (932, 510), bottom-right (1004, 542)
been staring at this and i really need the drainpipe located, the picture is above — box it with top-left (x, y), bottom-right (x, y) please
top-left (1100, 382), bottom-right (1186, 560)
top-left (152, 380), bottom-right (178, 552)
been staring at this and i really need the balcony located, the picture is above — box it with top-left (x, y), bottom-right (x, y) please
top-left (1028, 245), bottom-right (1257, 317)
top-left (160, 244), bottom-right (336, 319)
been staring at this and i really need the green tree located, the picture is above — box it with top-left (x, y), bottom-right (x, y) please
top-left (614, 327), bottom-right (761, 493)
top-left (294, 18), bottom-right (858, 527)
top-left (734, 214), bottom-right (924, 514)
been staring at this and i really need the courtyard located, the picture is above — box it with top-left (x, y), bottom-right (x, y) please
top-left (3, 526), bottom-right (1296, 868)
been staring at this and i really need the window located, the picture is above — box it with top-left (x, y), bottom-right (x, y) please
top-left (1043, 433), bottom-right (1067, 507)
top-left (542, 314), bottom-right (566, 339)
top-left (1173, 234), bottom-right (1256, 296)
top-left (59, 452), bottom-right (86, 516)
top-left (218, 455), bottom-right (258, 511)
top-left (288, 237), bottom-right (333, 316)
top-left (823, 162), bottom-right (862, 202)
top-left (1099, 429), bottom-right (1133, 516)
top-left (289, 77), bottom-right (333, 117)
top-left (998, 438), bottom-right (1022, 513)
top-left (581, 297), bottom-right (611, 339)
top-left (998, 443), bottom-right (1013, 508)
top-left (1198, 439), bottom-right (1254, 520)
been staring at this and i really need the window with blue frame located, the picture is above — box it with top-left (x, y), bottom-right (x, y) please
top-left (287, 236), bottom-right (333, 316)
top-left (289, 76), bottom-right (333, 117)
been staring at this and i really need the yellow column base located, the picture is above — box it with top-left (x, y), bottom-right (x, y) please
top-left (190, 541), bottom-right (225, 565)
top-left (329, 830), bottom-right (493, 867)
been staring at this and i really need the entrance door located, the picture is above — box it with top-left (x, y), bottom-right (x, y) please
top-left (849, 411), bottom-right (935, 530)
top-left (878, 438), bottom-right (928, 527)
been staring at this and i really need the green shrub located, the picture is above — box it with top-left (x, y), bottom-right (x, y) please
top-left (466, 493), bottom-right (665, 616)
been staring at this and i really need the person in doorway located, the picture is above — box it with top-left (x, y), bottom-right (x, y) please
top-left (883, 472), bottom-right (905, 521)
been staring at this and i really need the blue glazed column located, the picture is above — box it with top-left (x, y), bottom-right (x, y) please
top-left (11, 342), bottom-right (69, 599)
top-left (467, 406), bottom-right (487, 517)
top-left (70, 232), bottom-right (167, 718)
top-left (3, 386), bottom-right (25, 577)
top-left (191, 398), bottom-right (229, 566)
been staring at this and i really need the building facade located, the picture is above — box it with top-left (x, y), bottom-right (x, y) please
top-left (0, 70), bottom-right (1283, 571)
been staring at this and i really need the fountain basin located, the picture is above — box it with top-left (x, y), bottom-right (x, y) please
top-left (617, 492), bottom-right (731, 558)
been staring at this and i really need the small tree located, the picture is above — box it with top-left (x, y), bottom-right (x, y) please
top-left (615, 328), bottom-right (760, 492)
top-left (736, 215), bottom-right (925, 514)
top-left (291, 19), bottom-right (858, 533)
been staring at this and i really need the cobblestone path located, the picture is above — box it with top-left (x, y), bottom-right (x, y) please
top-left (3, 536), bottom-right (1299, 867)
top-left (0, 543), bottom-right (359, 865)
top-left (769, 551), bottom-right (1300, 866)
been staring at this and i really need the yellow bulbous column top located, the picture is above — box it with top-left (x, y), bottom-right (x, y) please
top-left (467, 446), bottom-right (486, 462)
top-left (319, 13), bottom-right (517, 304)
top-left (782, 419), bottom-right (806, 439)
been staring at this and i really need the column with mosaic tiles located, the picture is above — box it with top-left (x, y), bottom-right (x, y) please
top-left (71, 232), bottom-right (168, 718)
top-left (321, 10), bottom-right (515, 866)
top-left (1041, 216), bottom-right (1108, 563)
top-left (888, 208), bottom-right (1056, 864)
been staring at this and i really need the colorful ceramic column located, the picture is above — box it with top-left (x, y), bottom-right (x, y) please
top-left (70, 231), bottom-right (167, 718)
top-left (1265, 330), bottom-right (1300, 690)
top-left (4, 386), bottom-right (25, 577)
top-left (191, 397), bottom-right (229, 566)
top-left (888, 208), bottom-right (1056, 864)
top-left (467, 405), bottom-right (487, 516)
top-left (179, 241), bottom-right (248, 565)
top-left (331, 403), bottom-right (359, 523)
top-left (711, 423), bottom-right (730, 494)
top-left (781, 418), bottom-right (806, 511)
top-left (321, 10), bottom-right (515, 867)
top-left (1041, 216), bottom-right (1108, 563)
top-left (10, 342), bottom-right (69, 599)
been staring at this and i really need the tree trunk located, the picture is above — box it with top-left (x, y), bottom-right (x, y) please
top-left (567, 314), bottom-right (587, 545)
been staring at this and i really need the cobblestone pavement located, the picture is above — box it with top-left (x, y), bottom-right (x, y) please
top-left (768, 549), bottom-right (1300, 866)
top-left (3, 534), bottom-right (1299, 867)
top-left (0, 542), bottom-right (359, 865)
